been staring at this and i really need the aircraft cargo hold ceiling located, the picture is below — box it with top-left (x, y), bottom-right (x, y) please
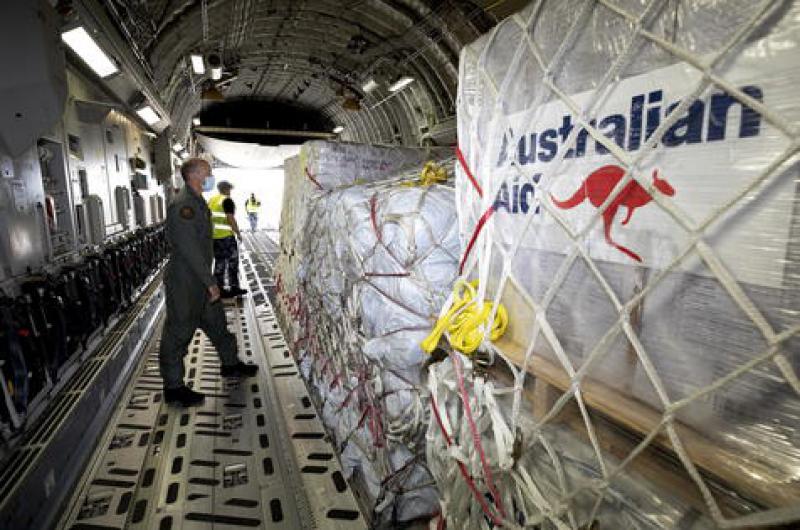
top-left (65, 0), bottom-right (529, 146)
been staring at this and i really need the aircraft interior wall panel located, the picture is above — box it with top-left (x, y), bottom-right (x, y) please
top-left (0, 145), bottom-right (47, 279)
top-left (74, 122), bottom-right (113, 228)
top-left (0, 66), bottom-right (166, 283)
top-left (63, 68), bottom-right (164, 230)
top-left (38, 137), bottom-right (78, 257)
top-left (121, 117), bottom-right (162, 227)
top-left (62, 68), bottom-right (111, 143)
top-left (101, 116), bottom-right (130, 232)
top-left (66, 158), bottom-right (85, 219)
top-left (64, 68), bottom-right (112, 114)
top-left (63, 69), bottom-right (117, 230)
top-left (0, 0), bottom-right (66, 158)
top-left (0, 7), bottom-right (162, 282)
top-left (62, 71), bottom-right (94, 211)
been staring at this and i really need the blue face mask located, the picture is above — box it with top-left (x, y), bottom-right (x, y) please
top-left (202, 173), bottom-right (216, 192)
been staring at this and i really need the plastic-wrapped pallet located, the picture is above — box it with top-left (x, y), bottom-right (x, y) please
top-left (429, 1), bottom-right (800, 529)
top-left (275, 141), bottom-right (449, 351)
top-left (292, 162), bottom-right (459, 525)
top-left (275, 155), bottom-right (304, 347)
top-left (280, 141), bottom-right (450, 258)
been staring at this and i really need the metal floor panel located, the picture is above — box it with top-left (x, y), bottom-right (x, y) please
top-left (240, 246), bottom-right (364, 529)
top-left (60, 236), bottom-right (365, 530)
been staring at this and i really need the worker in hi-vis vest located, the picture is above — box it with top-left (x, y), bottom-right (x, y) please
top-left (207, 181), bottom-right (247, 298)
top-left (245, 193), bottom-right (261, 232)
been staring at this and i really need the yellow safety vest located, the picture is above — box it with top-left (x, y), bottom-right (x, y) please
top-left (245, 198), bottom-right (260, 213)
top-left (208, 194), bottom-right (234, 239)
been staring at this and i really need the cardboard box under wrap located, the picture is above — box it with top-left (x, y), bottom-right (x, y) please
top-left (453, 0), bottom-right (800, 523)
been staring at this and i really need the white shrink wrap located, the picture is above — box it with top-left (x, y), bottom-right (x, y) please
top-left (279, 141), bottom-right (449, 259)
top-left (275, 143), bottom-right (459, 525)
top-left (429, 1), bottom-right (800, 529)
top-left (275, 155), bottom-right (304, 346)
top-left (275, 142), bottom-right (449, 350)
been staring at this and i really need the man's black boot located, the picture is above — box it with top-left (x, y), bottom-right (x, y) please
top-left (221, 287), bottom-right (247, 299)
top-left (164, 386), bottom-right (205, 406)
top-left (221, 361), bottom-right (259, 378)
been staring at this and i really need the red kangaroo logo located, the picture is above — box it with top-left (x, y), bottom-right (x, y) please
top-left (550, 165), bottom-right (675, 262)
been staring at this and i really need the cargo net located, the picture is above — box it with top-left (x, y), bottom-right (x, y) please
top-left (278, 165), bottom-right (459, 525)
top-left (428, 1), bottom-right (800, 529)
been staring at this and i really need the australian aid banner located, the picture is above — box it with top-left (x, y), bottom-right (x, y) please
top-left (465, 27), bottom-right (800, 290)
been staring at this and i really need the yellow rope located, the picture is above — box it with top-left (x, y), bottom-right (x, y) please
top-left (421, 279), bottom-right (508, 355)
top-left (404, 161), bottom-right (448, 187)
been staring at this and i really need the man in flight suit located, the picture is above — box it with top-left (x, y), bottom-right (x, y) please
top-left (160, 158), bottom-right (258, 407)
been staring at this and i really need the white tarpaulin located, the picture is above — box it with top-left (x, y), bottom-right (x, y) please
top-left (196, 134), bottom-right (299, 169)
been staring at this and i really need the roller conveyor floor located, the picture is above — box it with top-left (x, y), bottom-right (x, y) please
top-left (58, 232), bottom-right (365, 530)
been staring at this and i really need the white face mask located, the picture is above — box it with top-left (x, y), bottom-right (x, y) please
top-left (202, 173), bottom-right (216, 192)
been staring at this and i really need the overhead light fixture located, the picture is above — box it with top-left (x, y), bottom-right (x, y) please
top-left (388, 76), bottom-right (414, 92)
top-left (136, 105), bottom-right (161, 125)
top-left (190, 54), bottom-right (205, 74)
top-left (179, 151), bottom-right (189, 160)
top-left (61, 26), bottom-right (118, 78)
top-left (333, 125), bottom-right (344, 134)
top-left (193, 117), bottom-right (201, 126)
top-left (211, 67), bottom-right (222, 80)
top-left (362, 78), bottom-right (378, 93)
top-left (172, 141), bottom-right (183, 152)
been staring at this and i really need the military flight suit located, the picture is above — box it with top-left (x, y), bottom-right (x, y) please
top-left (159, 185), bottom-right (238, 389)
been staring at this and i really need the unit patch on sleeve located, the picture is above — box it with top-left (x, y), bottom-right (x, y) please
top-left (179, 206), bottom-right (195, 219)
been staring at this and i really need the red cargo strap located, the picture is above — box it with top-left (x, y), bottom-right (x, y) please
top-left (304, 167), bottom-right (324, 190)
top-left (337, 384), bottom-right (359, 411)
top-left (456, 145), bottom-right (494, 274)
top-left (456, 146), bottom-right (483, 197)
top-left (369, 194), bottom-right (381, 242)
top-left (430, 394), bottom-right (504, 527)
top-left (451, 352), bottom-right (506, 519)
top-left (458, 205), bottom-right (495, 275)
top-left (368, 404), bottom-right (385, 448)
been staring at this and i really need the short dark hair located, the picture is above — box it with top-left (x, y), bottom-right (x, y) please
top-left (180, 158), bottom-right (210, 181)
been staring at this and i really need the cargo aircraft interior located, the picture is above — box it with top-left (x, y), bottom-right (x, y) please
top-left (1, 1), bottom-right (799, 530)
